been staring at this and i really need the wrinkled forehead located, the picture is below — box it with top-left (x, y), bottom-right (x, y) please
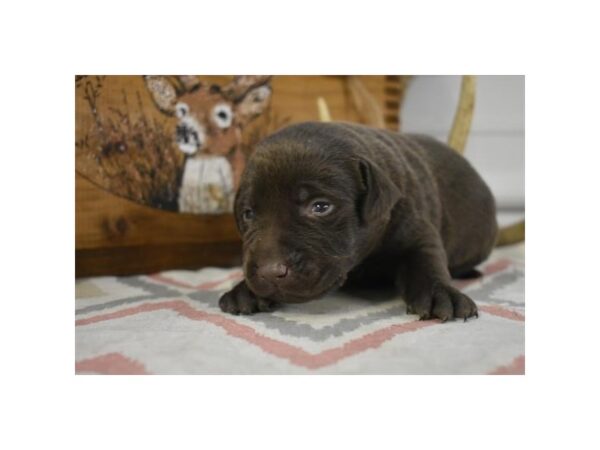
top-left (244, 153), bottom-right (358, 206)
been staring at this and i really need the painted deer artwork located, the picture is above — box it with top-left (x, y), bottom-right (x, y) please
top-left (144, 75), bottom-right (272, 213)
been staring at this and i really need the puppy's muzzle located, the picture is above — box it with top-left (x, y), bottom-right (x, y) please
top-left (248, 258), bottom-right (311, 302)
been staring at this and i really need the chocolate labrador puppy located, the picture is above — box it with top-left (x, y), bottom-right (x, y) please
top-left (219, 122), bottom-right (497, 321)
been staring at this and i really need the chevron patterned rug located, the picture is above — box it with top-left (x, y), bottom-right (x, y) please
top-left (75, 243), bottom-right (525, 374)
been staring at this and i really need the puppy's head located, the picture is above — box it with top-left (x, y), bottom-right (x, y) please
top-left (235, 122), bottom-right (400, 303)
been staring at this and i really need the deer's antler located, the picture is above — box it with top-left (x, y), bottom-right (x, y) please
top-left (448, 75), bottom-right (476, 154)
top-left (347, 76), bottom-right (385, 129)
top-left (448, 75), bottom-right (525, 246)
top-left (176, 76), bottom-right (202, 93)
top-left (317, 97), bottom-right (332, 122)
top-left (225, 76), bottom-right (272, 102)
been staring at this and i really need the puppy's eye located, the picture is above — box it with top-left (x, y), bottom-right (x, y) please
top-left (242, 208), bottom-right (256, 221)
top-left (310, 200), bottom-right (333, 216)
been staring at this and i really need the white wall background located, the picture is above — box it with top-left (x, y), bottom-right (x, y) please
top-left (401, 75), bottom-right (524, 225)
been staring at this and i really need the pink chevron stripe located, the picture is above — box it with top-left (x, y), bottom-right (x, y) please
top-left (76, 299), bottom-right (522, 370)
top-left (453, 258), bottom-right (513, 290)
top-left (76, 352), bottom-right (149, 375)
top-left (149, 271), bottom-right (243, 290)
top-left (483, 258), bottom-right (513, 274)
top-left (489, 355), bottom-right (525, 375)
top-left (147, 274), bottom-right (197, 289)
top-left (76, 300), bottom-right (437, 369)
top-left (304, 321), bottom-right (436, 369)
top-left (479, 304), bottom-right (525, 322)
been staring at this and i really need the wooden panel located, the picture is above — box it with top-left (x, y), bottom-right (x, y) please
top-left (385, 75), bottom-right (410, 130)
top-left (76, 173), bottom-right (240, 249)
top-left (76, 241), bottom-right (242, 278)
top-left (268, 75), bottom-right (390, 124)
top-left (75, 75), bottom-right (401, 214)
top-left (75, 76), bottom-right (406, 277)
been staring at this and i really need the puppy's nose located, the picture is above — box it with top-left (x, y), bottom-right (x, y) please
top-left (257, 262), bottom-right (289, 281)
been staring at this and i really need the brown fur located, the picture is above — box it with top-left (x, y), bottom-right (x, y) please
top-left (219, 122), bottom-right (497, 321)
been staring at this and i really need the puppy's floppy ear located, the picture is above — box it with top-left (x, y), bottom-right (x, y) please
top-left (357, 157), bottom-right (401, 224)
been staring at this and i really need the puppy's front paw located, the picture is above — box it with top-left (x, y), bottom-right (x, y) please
top-left (406, 282), bottom-right (478, 322)
top-left (218, 281), bottom-right (277, 315)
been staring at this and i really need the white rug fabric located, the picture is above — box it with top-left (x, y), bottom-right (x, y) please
top-left (75, 243), bottom-right (525, 374)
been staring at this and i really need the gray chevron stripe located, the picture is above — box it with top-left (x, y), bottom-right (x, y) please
top-left (187, 289), bottom-right (406, 341)
top-left (75, 276), bottom-right (184, 315)
top-left (463, 269), bottom-right (524, 308)
top-left (76, 266), bottom-right (523, 342)
top-left (76, 274), bottom-right (406, 341)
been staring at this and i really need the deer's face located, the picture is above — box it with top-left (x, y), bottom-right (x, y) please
top-left (174, 89), bottom-right (239, 156)
top-left (145, 76), bottom-right (272, 158)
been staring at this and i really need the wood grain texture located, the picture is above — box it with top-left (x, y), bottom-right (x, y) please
top-left (76, 173), bottom-right (240, 250)
top-left (346, 76), bottom-right (385, 128)
top-left (386, 75), bottom-right (410, 130)
top-left (75, 174), bottom-right (241, 277)
top-left (268, 75), bottom-right (395, 125)
top-left (76, 75), bottom-right (401, 211)
top-left (76, 172), bottom-right (242, 277)
top-left (75, 76), bottom-right (405, 277)
top-left (76, 241), bottom-right (242, 277)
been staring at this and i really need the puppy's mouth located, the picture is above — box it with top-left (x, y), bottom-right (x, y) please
top-left (277, 274), bottom-right (347, 303)
top-left (247, 272), bottom-right (347, 304)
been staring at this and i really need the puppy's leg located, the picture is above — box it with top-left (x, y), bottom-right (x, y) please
top-left (218, 281), bottom-right (278, 315)
top-left (398, 233), bottom-right (478, 322)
